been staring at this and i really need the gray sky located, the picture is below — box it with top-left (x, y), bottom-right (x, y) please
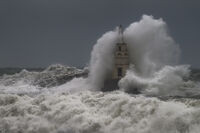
top-left (0, 0), bottom-right (200, 68)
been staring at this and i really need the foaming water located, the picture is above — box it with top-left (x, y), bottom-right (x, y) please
top-left (0, 91), bottom-right (200, 133)
top-left (119, 65), bottom-right (200, 97)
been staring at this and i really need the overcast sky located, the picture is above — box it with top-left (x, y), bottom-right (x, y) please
top-left (0, 0), bottom-right (199, 68)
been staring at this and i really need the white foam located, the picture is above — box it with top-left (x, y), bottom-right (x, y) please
top-left (118, 65), bottom-right (200, 97)
top-left (0, 91), bottom-right (199, 133)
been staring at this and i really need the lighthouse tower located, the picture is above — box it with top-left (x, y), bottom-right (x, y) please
top-left (112, 25), bottom-right (129, 79)
top-left (103, 25), bottom-right (129, 91)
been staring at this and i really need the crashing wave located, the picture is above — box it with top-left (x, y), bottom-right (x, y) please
top-left (0, 64), bottom-right (88, 94)
top-left (118, 65), bottom-right (200, 98)
top-left (33, 64), bottom-right (88, 87)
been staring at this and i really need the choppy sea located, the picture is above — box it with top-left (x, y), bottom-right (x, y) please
top-left (0, 64), bottom-right (200, 133)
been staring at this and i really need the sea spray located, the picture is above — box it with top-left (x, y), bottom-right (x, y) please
top-left (88, 15), bottom-right (190, 96)
top-left (119, 15), bottom-right (193, 95)
top-left (119, 65), bottom-right (191, 96)
top-left (124, 15), bottom-right (180, 76)
top-left (88, 30), bottom-right (118, 89)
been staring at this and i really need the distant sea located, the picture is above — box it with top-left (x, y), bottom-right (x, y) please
top-left (0, 67), bottom-right (44, 76)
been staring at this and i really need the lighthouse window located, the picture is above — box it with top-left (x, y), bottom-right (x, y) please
top-left (118, 67), bottom-right (122, 77)
top-left (118, 46), bottom-right (121, 51)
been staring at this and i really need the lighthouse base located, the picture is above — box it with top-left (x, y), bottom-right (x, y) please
top-left (102, 78), bottom-right (140, 94)
top-left (102, 79), bottom-right (120, 91)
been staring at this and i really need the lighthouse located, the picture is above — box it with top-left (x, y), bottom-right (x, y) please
top-left (103, 25), bottom-right (129, 91)
top-left (112, 25), bottom-right (129, 79)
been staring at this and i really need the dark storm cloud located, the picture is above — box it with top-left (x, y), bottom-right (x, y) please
top-left (0, 0), bottom-right (200, 67)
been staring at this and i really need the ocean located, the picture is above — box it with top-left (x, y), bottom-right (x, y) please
top-left (0, 65), bottom-right (200, 133)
